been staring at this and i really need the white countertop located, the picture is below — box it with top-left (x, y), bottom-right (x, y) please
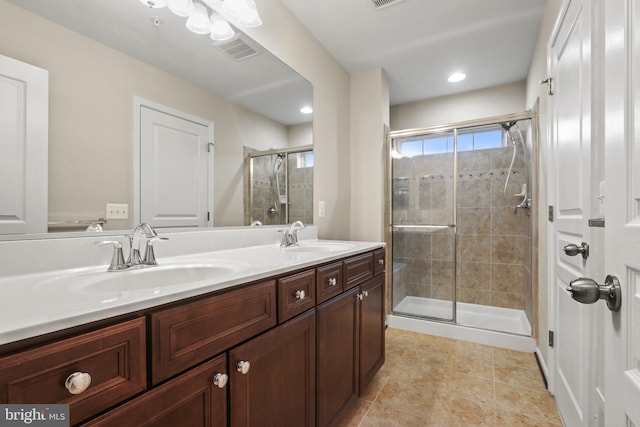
top-left (0, 238), bottom-right (383, 346)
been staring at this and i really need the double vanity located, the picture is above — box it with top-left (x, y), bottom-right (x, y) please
top-left (0, 226), bottom-right (385, 426)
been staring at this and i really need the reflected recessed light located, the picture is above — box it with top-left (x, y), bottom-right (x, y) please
top-left (300, 106), bottom-right (313, 114)
top-left (448, 72), bottom-right (466, 83)
top-left (139, 0), bottom-right (167, 8)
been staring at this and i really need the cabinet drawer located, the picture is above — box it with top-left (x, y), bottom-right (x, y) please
top-left (373, 248), bottom-right (386, 276)
top-left (84, 354), bottom-right (227, 427)
top-left (151, 280), bottom-right (276, 384)
top-left (316, 261), bottom-right (343, 304)
top-left (0, 318), bottom-right (146, 426)
top-left (278, 269), bottom-right (316, 322)
top-left (343, 253), bottom-right (374, 290)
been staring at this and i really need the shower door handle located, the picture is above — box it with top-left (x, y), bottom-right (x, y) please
top-left (563, 242), bottom-right (589, 259)
top-left (566, 275), bottom-right (621, 311)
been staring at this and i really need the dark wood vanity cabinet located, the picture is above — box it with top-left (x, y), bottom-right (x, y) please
top-left (0, 318), bottom-right (146, 426)
top-left (316, 287), bottom-right (359, 427)
top-left (358, 273), bottom-right (385, 392)
top-left (0, 247), bottom-right (385, 427)
top-left (229, 309), bottom-right (316, 427)
top-left (84, 354), bottom-right (227, 427)
top-left (150, 280), bottom-right (277, 384)
top-left (316, 250), bottom-right (386, 427)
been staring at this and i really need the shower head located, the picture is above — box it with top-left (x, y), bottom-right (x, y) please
top-left (501, 121), bottom-right (517, 131)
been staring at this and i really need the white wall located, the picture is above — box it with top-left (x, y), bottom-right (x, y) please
top-left (350, 69), bottom-right (390, 242)
top-left (390, 81), bottom-right (527, 131)
top-left (524, 0), bottom-right (563, 366)
top-left (287, 122), bottom-right (313, 148)
top-left (243, 0), bottom-right (352, 240)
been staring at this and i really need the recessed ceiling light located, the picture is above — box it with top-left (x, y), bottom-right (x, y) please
top-left (300, 106), bottom-right (313, 114)
top-left (448, 72), bottom-right (466, 83)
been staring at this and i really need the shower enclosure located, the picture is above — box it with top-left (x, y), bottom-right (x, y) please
top-left (246, 147), bottom-right (314, 225)
top-left (389, 113), bottom-right (535, 338)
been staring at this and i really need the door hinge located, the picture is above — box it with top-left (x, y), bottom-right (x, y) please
top-left (207, 142), bottom-right (214, 152)
top-left (540, 77), bottom-right (554, 95)
top-left (207, 211), bottom-right (210, 221)
top-left (548, 205), bottom-right (554, 222)
top-left (549, 330), bottom-right (555, 348)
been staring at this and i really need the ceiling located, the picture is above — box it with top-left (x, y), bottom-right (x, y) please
top-left (279, 0), bottom-right (546, 106)
top-left (8, 0), bottom-right (313, 126)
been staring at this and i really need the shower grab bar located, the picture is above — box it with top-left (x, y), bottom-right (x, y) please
top-left (392, 224), bottom-right (455, 230)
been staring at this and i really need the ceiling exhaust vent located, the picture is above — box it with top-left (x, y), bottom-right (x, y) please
top-left (370, 0), bottom-right (404, 9)
top-left (216, 36), bottom-right (260, 61)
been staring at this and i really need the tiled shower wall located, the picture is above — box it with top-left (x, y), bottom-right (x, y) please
top-left (245, 153), bottom-right (313, 225)
top-left (392, 143), bottom-right (531, 317)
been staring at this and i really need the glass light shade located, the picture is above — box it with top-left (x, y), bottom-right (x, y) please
top-left (210, 13), bottom-right (235, 41)
top-left (221, 0), bottom-right (244, 18)
top-left (167, 0), bottom-right (194, 17)
top-left (237, 0), bottom-right (262, 27)
top-left (186, 2), bottom-right (212, 34)
top-left (139, 0), bottom-right (167, 8)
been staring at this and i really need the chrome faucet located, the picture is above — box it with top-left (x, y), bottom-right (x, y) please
top-left (279, 221), bottom-right (305, 247)
top-left (96, 223), bottom-right (168, 271)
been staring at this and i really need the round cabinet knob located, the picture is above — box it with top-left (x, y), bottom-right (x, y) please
top-left (328, 277), bottom-right (337, 287)
top-left (237, 361), bottom-right (251, 375)
top-left (213, 373), bottom-right (228, 388)
top-left (295, 290), bottom-right (305, 300)
top-left (65, 372), bottom-right (92, 395)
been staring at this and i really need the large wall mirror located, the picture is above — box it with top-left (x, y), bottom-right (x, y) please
top-left (0, 0), bottom-right (312, 239)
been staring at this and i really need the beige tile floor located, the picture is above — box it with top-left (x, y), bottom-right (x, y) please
top-left (339, 328), bottom-right (563, 427)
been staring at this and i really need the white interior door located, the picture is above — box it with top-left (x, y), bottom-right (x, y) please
top-left (604, 0), bottom-right (640, 425)
top-left (0, 54), bottom-right (48, 234)
top-left (136, 100), bottom-right (213, 228)
top-left (548, 0), bottom-right (595, 425)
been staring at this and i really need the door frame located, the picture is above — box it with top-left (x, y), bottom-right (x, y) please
top-left (133, 96), bottom-right (214, 227)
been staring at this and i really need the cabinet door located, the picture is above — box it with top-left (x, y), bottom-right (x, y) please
top-left (230, 310), bottom-right (315, 427)
top-left (359, 274), bottom-right (385, 393)
top-left (84, 354), bottom-right (227, 427)
top-left (316, 287), bottom-right (359, 427)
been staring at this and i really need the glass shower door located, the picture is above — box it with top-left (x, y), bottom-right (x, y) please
top-left (391, 130), bottom-right (457, 322)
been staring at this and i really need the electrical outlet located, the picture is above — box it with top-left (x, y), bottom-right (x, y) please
top-left (106, 203), bottom-right (129, 220)
top-left (318, 200), bottom-right (326, 218)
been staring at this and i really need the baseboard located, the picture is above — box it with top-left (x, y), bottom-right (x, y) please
top-left (535, 346), bottom-right (550, 390)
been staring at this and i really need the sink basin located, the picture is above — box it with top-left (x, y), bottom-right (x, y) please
top-left (66, 264), bottom-right (238, 293)
top-left (285, 242), bottom-right (356, 253)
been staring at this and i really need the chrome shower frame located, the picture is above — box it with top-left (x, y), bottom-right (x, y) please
top-left (385, 109), bottom-right (538, 336)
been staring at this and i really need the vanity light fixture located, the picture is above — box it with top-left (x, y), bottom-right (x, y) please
top-left (167, 0), bottom-right (195, 17)
top-left (210, 13), bottom-right (235, 40)
top-left (300, 106), bottom-right (313, 114)
top-left (447, 72), bottom-right (466, 83)
top-left (186, 2), bottom-right (213, 34)
top-left (140, 0), bottom-right (263, 39)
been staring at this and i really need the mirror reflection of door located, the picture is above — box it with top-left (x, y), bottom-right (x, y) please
top-left (0, 54), bottom-right (48, 235)
top-left (136, 99), bottom-right (213, 228)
